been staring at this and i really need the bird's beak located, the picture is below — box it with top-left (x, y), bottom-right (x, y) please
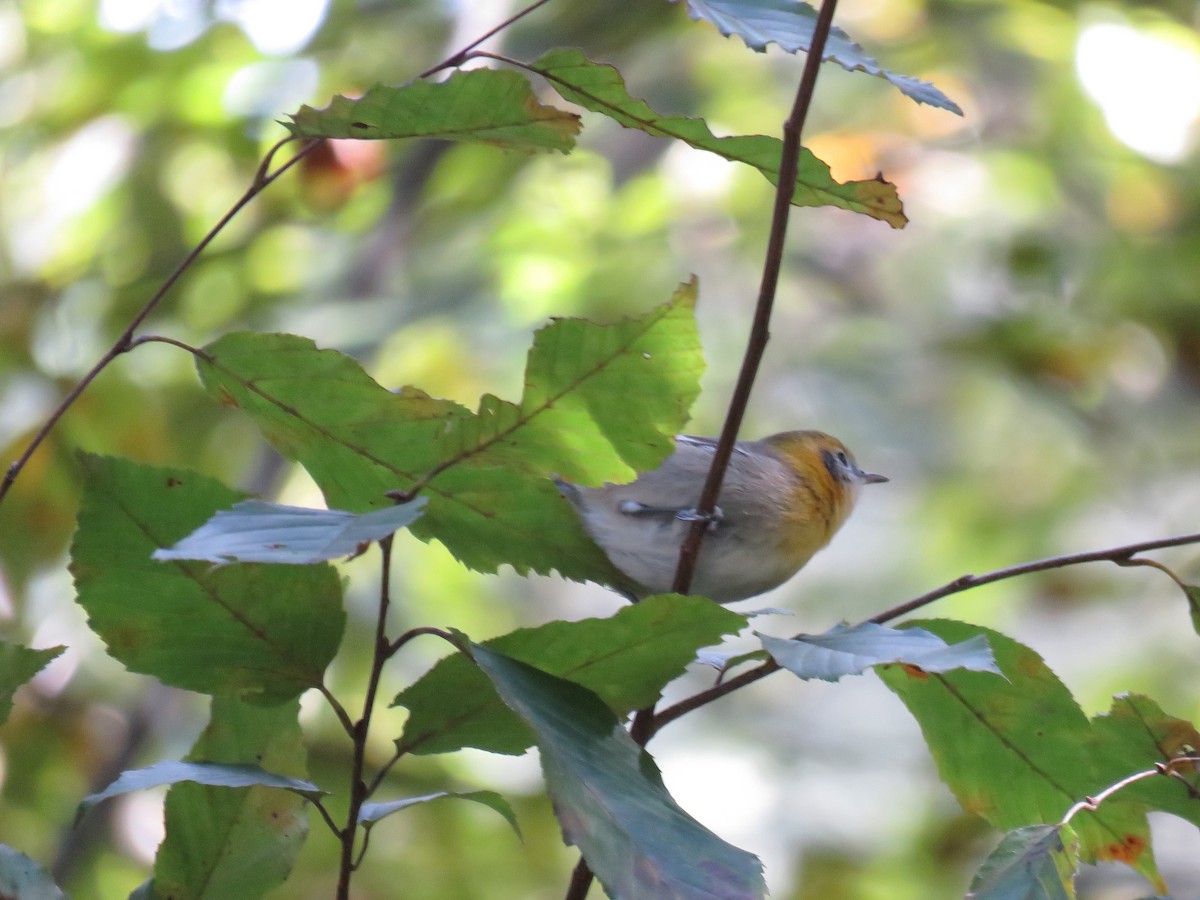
top-left (859, 470), bottom-right (889, 484)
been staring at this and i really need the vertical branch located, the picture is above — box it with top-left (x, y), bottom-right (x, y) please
top-left (577, 4), bottom-right (845, 898)
top-left (336, 535), bottom-right (395, 900)
top-left (670, 0), bottom-right (842, 597)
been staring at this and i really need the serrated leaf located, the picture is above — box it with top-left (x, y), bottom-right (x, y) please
top-left (682, 0), bottom-right (963, 114)
top-left (359, 790), bottom-right (520, 838)
top-left (0, 845), bottom-right (65, 900)
top-left (195, 282), bottom-right (703, 587)
top-left (395, 594), bottom-right (746, 755)
top-left (966, 824), bottom-right (1078, 900)
top-left (286, 68), bottom-right (580, 151)
top-left (762, 620), bottom-right (1001, 682)
top-left (70, 456), bottom-right (346, 704)
top-left (78, 760), bottom-right (324, 823)
top-left (530, 49), bottom-right (905, 228)
top-left (468, 645), bottom-right (766, 900)
top-left (0, 643), bottom-right (63, 726)
top-left (153, 498), bottom-right (427, 564)
top-left (878, 621), bottom-right (1169, 891)
top-left (154, 695), bottom-right (311, 900)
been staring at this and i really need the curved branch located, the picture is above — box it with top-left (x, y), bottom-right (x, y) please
top-left (648, 530), bottom-right (1200, 738)
top-left (0, 138), bottom-right (320, 508)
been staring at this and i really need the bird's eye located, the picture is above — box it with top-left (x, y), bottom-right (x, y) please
top-left (836, 451), bottom-right (849, 466)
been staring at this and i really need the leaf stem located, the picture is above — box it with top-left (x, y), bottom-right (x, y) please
top-left (0, 137), bottom-right (319, 509)
top-left (336, 536), bottom-right (396, 900)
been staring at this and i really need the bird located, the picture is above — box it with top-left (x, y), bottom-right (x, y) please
top-left (557, 431), bottom-right (886, 603)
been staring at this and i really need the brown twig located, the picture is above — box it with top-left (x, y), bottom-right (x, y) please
top-left (566, 2), bottom-right (845, 896)
top-left (0, 137), bottom-right (319, 509)
top-left (647, 530), bottom-right (1200, 737)
top-left (336, 536), bottom-right (396, 899)
top-left (418, 0), bottom-right (558, 79)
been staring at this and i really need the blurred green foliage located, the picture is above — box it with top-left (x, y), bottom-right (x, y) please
top-left (2, 0), bottom-right (1200, 898)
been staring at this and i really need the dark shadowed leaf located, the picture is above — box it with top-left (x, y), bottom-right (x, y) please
top-left (359, 790), bottom-right (520, 837)
top-left (0, 845), bottom-right (65, 900)
top-left (682, 0), bottom-right (962, 114)
top-left (286, 68), bottom-right (580, 151)
top-left (468, 645), bottom-right (766, 900)
top-left (0, 643), bottom-right (62, 726)
top-left (530, 49), bottom-right (905, 228)
top-left (70, 455), bottom-right (345, 704)
top-left (966, 824), bottom-right (1078, 900)
top-left (394, 594), bottom-right (746, 755)
top-left (762, 620), bottom-right (1001, 682)
top-left (153, 498), bottom-right (427, 564)
top-left (154, 695), bottom-right (312, 900)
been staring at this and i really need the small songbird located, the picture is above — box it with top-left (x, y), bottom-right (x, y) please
top-left (558, 431), bottom-right (886, 603)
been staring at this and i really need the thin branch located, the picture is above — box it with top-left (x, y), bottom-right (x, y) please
top-left (577, 3), bottom-right (844, 897)
top-left (318, 683), bottom-right (357, 739)
top-left (418, 0), bottom-right (558, 79)
top-left (0, 137), bottom-right (320, 509)
top-left (867, 531), bottom-right (1200, 626)
top-left (649, 529), bottom-right (1200, 738)
top-left (668, 0), bottom-right (842, 598)
top-left (309, 796), bottom-right (343, 839)
top-left (336, 536), bottom-right (396, 900)
top-left (1060, 755), bottom-right (1200, 826)
top-left (386, 625), bottom-right (456, 659)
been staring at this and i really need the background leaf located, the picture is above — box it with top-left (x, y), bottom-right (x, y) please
top-left (0, 643), bottom-right (62, 727)
top-left (531, 49), bottom-right (905, 228)
top-left (286, 68), bottom-right (581, 151)
top-left (70, 455), bottom-right (346, 704)
top-left (683, 0), bottom-right (962, 113)
top-left (153, 498), bottom-right (427, 564)
top-left (468, 644), bottom-right (767, 900)
top-left (395, 594), bottom-right (747, 755)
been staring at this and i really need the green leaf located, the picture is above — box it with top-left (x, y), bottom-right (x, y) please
top-left (0, 643), bottom-right (62, 726)
top-left (1088, 694), bottom-right (1200, 825)
top-left (683, 0), bottom-right (963, 114)
top-left (0, 845), bottom-right (65, 900)
top-left (153, 696), bottom-right (313, 900)
top-left (359, 790), bottom-right (521, 838)
top-left (966, 824), bottom-right (1078, 900)
top-left (761, 620), bottom-right (1001, 682)
top-left (530, 49), bottom-right (906, 228)
top-left (395, 594), bottom-right (747, 755)
top-left (878, 621), bottom-right (1168, 891)
top-left (468, 645), bottom-right (766, 900)
top-left (70, 455), bottom-right (346, 704)
top-left (153, 498), bottom-right (427, 564)
top-left (196, 282), bottom-right (703, 586)
top-left (285, 68), bottom-right (581, 151)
